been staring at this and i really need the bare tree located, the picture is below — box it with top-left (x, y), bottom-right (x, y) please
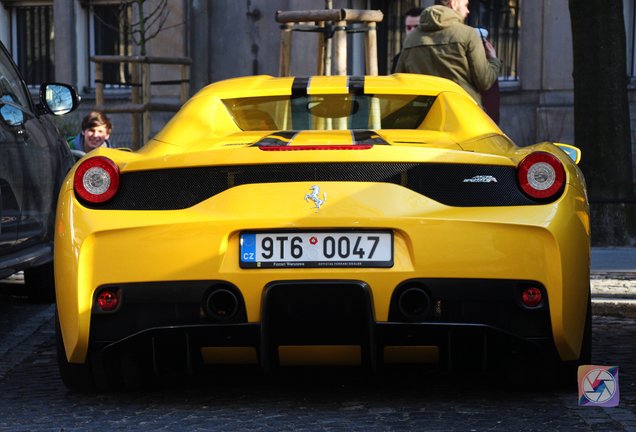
top-left (92, 0), bottom-right (169, 56)
top-left (127, 0), bottom-right (169, 56)
top-left (569, 0), bottom-right (635, 245)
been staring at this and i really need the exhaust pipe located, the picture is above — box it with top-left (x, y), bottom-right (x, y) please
top-left (204, 287), bottom-right (240, 321)
top-left (397, 286), bottom-right (432, 322)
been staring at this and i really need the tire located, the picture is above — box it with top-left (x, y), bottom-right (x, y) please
top-left (577, 298), bottom-right (593, 364)
top-left (557, 298), bottom-right (592, 388)
top-left (56, 312), bottom-right (145, 392)
top-left (24, 262), bottom-right (56, 304)
top-left (55, 312), bottom-right (97, 392)
top-left (501, 298), bottom-right (592, 390)
top-left (91, 352), bottom-right (140, 392)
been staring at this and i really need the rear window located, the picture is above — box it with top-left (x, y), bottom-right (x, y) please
top-left (223, 94), bottom-right (436, 131)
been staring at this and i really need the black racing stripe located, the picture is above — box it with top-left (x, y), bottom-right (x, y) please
top-left (348, 76), bottom-right (365, 95)
top-left (254, 131), bottom-right (299, 146)
top-left (352, 130), bottom-right (389, 145)
top-left (271, 131), bottom-right (298, 140)
top-left (292, 77), bottom-right (310, 98)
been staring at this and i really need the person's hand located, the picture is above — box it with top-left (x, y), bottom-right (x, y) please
top-left (483, 39), bottom-right (497, 59)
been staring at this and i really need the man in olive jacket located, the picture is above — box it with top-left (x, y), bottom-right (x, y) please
top-left (395, 0), bottom-right (500, 106)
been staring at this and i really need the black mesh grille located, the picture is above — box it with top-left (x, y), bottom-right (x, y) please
top-left (78, 163), bottom-right (552, 210)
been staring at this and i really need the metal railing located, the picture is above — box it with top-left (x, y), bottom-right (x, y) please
top-left (380, 0), bottom-right (520, 81)
top-left (14, 5), bottom-right (54, 85)
top-left (92, 55), bottom-right (191, 149)
top-left (467, 0), bottom-right (520, 81)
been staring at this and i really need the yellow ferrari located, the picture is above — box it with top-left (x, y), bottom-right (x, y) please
top-left (54, 74), bottom-right (590, 390)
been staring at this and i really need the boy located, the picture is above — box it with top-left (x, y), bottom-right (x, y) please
top-left (68, 111), bottom-right (112, 152)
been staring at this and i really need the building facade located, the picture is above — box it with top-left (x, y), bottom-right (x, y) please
top-left (0, 0), bottom-right (634, 184)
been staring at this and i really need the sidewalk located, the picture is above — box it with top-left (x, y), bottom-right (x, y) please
top-left (591, 247), bottom-right (636, 319)
top-left (591, 247), bottom-right (636, 273)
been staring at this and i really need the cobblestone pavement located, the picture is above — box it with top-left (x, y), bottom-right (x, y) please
top-left (0, 294), bottom-right (634, 431)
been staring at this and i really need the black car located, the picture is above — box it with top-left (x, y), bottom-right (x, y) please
top-left (0, 40), bottom-right (80, 302)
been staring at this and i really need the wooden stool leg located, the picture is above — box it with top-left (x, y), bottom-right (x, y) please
top-left (279, 23), bottom-right (292, 77)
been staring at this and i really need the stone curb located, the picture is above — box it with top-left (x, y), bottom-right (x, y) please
top-left (592, 299), bottom-right (636, 319)
top-left (591, 271), bottom-right (636, 318)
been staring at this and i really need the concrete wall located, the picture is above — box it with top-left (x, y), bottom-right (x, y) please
top-left (501, 0), bottom-right (575, 148)
top-left (190, 0), bottom-right (370, 91)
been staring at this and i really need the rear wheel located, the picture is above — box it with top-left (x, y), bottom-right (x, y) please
top-left (499, 297), bottom-right (592, 389)
top-left (557, 298), bottom-right (592, 388)
top-left (55, 312), bottom-right (96, 392)
top-left (91, 351), bottom-right (146, 392)
top-left (24, 262), bottom-right (55, 303)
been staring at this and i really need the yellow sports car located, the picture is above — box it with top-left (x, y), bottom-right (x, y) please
top-left (55, 74), bottom-right (590, 390)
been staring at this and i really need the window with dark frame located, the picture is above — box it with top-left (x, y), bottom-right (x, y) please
top-left (467, 0), bottom-right (520, 82)
top-left (91, 3), bottom-right (133, 89)
top-left (374, 0), bottom-right (520, 81)
top-left (625, 0), bottom-right (636, 78)
top-left (15, 5), bottom-right (54, 86)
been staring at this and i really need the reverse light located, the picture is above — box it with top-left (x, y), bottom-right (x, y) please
top-left (96, 290), bottom-right (119, 312)
top-left (73, 156), bottom-right (120, 203)
top-left (521, 287), bottom-right (543, 308)
top-left (517, 152), bottom-right (565, 200)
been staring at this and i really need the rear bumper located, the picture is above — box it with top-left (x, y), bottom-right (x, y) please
top-left (87, 279), bottom-right (558, 372)
top-left (55, 180), bottom-right (590, 364)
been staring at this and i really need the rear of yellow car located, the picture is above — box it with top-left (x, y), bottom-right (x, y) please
top-left (54, 75), bottom-right (590, 390)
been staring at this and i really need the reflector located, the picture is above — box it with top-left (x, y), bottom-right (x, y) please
top-left (522, 287), bottom-right (543, 308)
top-left (97, 290), bottom-right (119, 311)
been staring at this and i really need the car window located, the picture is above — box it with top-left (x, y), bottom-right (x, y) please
top-left (0, 48), bottom-right (31, 111)
top-left (223, 94), bottom-right (436, 131)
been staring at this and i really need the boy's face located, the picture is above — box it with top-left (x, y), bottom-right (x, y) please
top-left (82, 125), bottom-right (111, 150)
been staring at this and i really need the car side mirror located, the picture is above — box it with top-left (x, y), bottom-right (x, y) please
top-left (37, 83), bottom-right (80, 116)
top-left (555, 143), bottom-right (581, 164)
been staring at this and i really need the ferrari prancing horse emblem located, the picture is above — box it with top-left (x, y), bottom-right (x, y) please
top-left (305, 185), bottom-right (327, 210)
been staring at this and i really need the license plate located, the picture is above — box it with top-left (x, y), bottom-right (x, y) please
top-left (240, 231), bottom-right (393, 268)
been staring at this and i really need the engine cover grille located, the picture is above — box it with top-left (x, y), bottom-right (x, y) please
top-left (77, 162), bottom-right (552, 210)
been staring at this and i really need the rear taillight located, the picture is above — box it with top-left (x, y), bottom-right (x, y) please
top-left (96, 289), bottom-right (119, 312)
top-left (73, 156), bottom-right (120, 203)
top-left (517, 152), bottom-right (565, 200)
